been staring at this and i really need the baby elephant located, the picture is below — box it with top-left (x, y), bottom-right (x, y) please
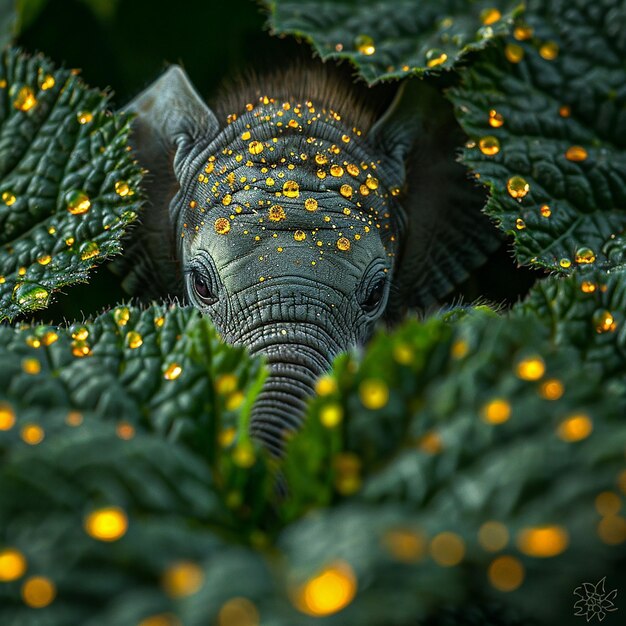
top-left (123, 63), bottom-right (495, 454)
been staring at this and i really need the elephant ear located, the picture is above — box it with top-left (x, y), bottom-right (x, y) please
top-left (370, 80), bottom-right (501, 317)
top-left (114, 66), bottom-right (220, 300)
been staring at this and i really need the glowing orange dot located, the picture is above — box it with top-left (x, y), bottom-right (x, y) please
top-left (383, 529), bottom-right (426, 562)
top-left (430, 532), bottom-right (465, 566)
top-left (84, 506), bottom-right (128, 541)
top-left (359, 379), bottom-right (389, 409)
top-left (478, 521), bottom-right (509, 552)
top-left (0, 548), bottom-right (27, 581)
top-left (481, 398), bottom-right (511, 424)
top-left (538, 379), bottom-right (564, 400)
top-left (293, 561), bottom-right (357, 616)
top-left (516, 355), bottom-right (545, 381)
top-left (516, 525), bottom-right (569, 557)
top-left (488, 556), bottom-right (524, 591)
top-left (557, 414), bottom-right (592, 442)
top-left (0, 402), bottom-right (15, 430)
top-left (21, 576), bottom-right (56, 608)
top-left (218, 597), bottom-right (260, 626)
top-left (162, 561), bottom-right (204, 598)
top-left (21, 424), bottom-right (44, 445)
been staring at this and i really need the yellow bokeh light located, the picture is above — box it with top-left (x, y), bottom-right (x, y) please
top-left (557, 414), bottom-right (593, 442)
top-left (430, 532), bottom-right (465, 567)
top-left (359, 379), bottom-right (389, 410)
top-left (21, 576), bottom-right (56, 608)
top-left (478, 521), bottom-right (509, 552)
top-left (65, 411), bottom-right (83, 426)
top-left (21, 424), bottom-right (44, 445)
top-left (538, 379), bottom-right (564, 400)
top-left (595, 492), bottom-right (621, 516)
top-left (0, 548), bottom-right (27, 581)
top-left (515, 355), bottom-right (545, 381)
top-left (315, 375), bottom-right (337, 396)
top-left (516, 525), bottom-right (569, 557)
top-left (488, 556), bottom-right (524, 592)
top-left (162, 561), bottom-right (204, 598)
top-left (383, 529), bottom-right (426, 562)
top-left (293, 560), bottom-right (357, 616)
top-left (138, 614), bottom-right (181, 626)
top-left (218, 597), bottom-right (260, 626)
top-left (481, 398), bottom-right (511, 424)
top-left (21, 358), bottom-right (41, 375)
top-left (597, 515), bottom-right (626, 545)
top-left (320, 403), bottom-right (343, 428)
top-left (216, 374), bottom-right (238, 395)
top-left (451, 339), bottom-right (469, 359)
top-left (417, 431), bottom-right (442, 454)
top-left (0, 402), bottom-right (16, 430)
top-left (84, 506), bottom-right (128, 542)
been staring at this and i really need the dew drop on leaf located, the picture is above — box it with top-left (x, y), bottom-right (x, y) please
top-left (425, 49), bottom-right (448, 68)
top-left (479, 136), bottom-right (500, 156)
top-left (77, 111), bottom-right (93, 124)
top-left (66, 190), bottom-right (91, 215)
top-left (506, 176), bottom-right (530, 199)
top-left (80, 241), bottom-right (100, 260)
top-left (574, 247), bottom-right (595, 264)
top-left (13, 283), bottom-right (49, 306)
top-left (13, 86), bottom-right (37, 111)
top-left (354, 34), bottom-right (375, 56)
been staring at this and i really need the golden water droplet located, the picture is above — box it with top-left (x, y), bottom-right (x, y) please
top-left (359, 379), bottom-right (388, 409)
top-left (581, 281), bottom-right (596, 294)
top-left (339, 184), bottom-right (352, 198)
top-left (241, 130), bottom-right (251, 140)
top-left (337, 237), bottom-right (351, 251)
top-left (478, 521), bottom-right (509, 552)
top-left (559, 258), bottom-right (571, 268)
top-left (21, 424), bottom-right (44, 444)
top-left (294, 230), bottom-right (306, 242)
top-left (390, 186), bottom-right (401, 196)
top-left (205, 161), bottom-right (215, 174)
top-left (340, 134), bottom-right (350, 143)
top-left (0, 403), bottom-right (16, 431)
top-left (517, 525), bottom-right (569, 557)
top-left (283, 180), bottom-right (300, 197)
top-left (115, 180), bottom-right (130, 196)
top-left (513, 24), bottom-right (533, 41)
top-left (77, 111), bottom-right (93, 124)
top-left (488, 556), bottom-right (524, 592)
top-left (488, 109), bottom-right (504, 127)
top-left (575, 247), bottom-right (595, 264)
top-left (559, 105), bottom-right (571, 117)
top-left (593, 309), bottom-right (616, 333)
top-left (330, 165), bottom-right (344, 177)
top-left (504, 43), bottom-right (524, 63)
top-left (359, 184), bottom-right (369, 195)
top-left (315, 154), bottom-right (328, 166)
top-left (22, 576), bottom-right (56, 608)
top-left (13, 283), bottom-right (49, 306)
top-left (481, 398), bottom-right (511, 424)
top-left (346, 163), bottom-right (359, 176)
top-left (84, 506), bottom-right (128, 541)
top-left (565, 145), bottom-right (588, 162)
top-left (304, 198), bottom-right (318, 212)
top-left (506, 176), bottom-right (530, 199)
top-left (126, 331), bottom-right (143, 349)
top-left (40, 74), bottom-right (55, 90)
top-left (478, 135), bottom-right (500, 156)
top-left (114, 306), bottom-right (130, 326)
top-left (164, 363), bottom-right (182, 380)
top-left (539, 41), bottom-right (559, 60)
top-left (515, 218), bottom-right (525, 230)
top-left (430, 532), bottom-right (465, 566)
top-left (80, 241), bottom-right (100, 260)
top-left (22, 357), bottom-right (41, 375)
top-left (365, 176), bottom-right (378, 190)
top-left (42, 330), bottom-right (58, 345)
top-left (66, 190), bottom-right (91, 215)
top-left (539, 379), bottom-right (564, 400)
top-left (214, 218), bottom-right (231, 235)
top-left (14, 86), bottom-right (37, 112)
top-left (71, 340), bottom-right (91, 357)
top-left (0, 548), bottom-right (26, 581)
top-left (268, 204), bottom-right (286, 221)
top-left (37, 254), bottom-right (51, 265)
top-left (315, 375), bottom-right (337, 396)
top-left (248, 140), bottom-right (263, 155)
top-left (480, 8), bottom-right (501, 25)
top-left (2, 191), bottom-right (16, 205)
top-left (162, 561), bottom-right (204, 598)
top-left (557, 413), bottom-right (593, 441)
top-left (320, 403), bottom-right (343, 428)
top-left (540, 204), bottom-right (551, 217)
top-left (426, 49), bottom-right (448, 68)
top-left (292, 561), bottom-right (357, 616)
top-left (222, 194), bottom-right (232, 206)
top-left (516, 355), bottom-right (545, 380)
top-left (355, 34), bottom-right (375, 55)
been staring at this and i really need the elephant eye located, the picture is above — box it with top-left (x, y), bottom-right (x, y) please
top-left (190, 269), bottom-right (218, 305)
top-left (361, 276), bottom-right (387, 313)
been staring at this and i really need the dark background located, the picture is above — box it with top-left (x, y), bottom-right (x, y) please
top-left (17, 0), bottom-right (539, 323)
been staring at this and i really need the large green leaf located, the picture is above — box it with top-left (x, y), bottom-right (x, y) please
top-left (448, 0), bottom-right (626, 270)
top-left (264, 1), bottom-right (522, 84)
top-left (0, 47), bottom-right (142, 321)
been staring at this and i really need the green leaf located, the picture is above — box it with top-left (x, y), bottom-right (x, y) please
top-left (264, 0), bottom-right (522, 84)
top-left (0, 47), bottom-right (142, 321)
top-left (448, 0), bottom-right (626, 270)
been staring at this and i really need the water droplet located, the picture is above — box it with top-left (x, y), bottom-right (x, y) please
top-left (77, 111), bottom-right (93, 124)
top-left (294, 230), bottom-right (306, 242)
top-left (488, 109), bottom-right (504, 127)
top-left (581, 281), bottom-right (596, 293)
top-left (355, 34), bottom-right (375, 56)
top-left (505, 43), bottom-right (524, 63)
top-left (479, 136), bottom-right (500, 156)
top-left (559, 258), bottom-right (571, 268)
top-left (516, 355), bottom-right (545, 380)
top-left (515, 218), bottom-right (525, 230)
top-left (71, 340), bottom-right (91, 357)
top-left (539, 41), bottom-right (559, 60)
top-left (337, 237), bottom-right (351, 251)
top-left (80, 241), bottom-right (100, 260)
top-left (339, 184), bottom-right (352, 199)
top-left (426, 49), bottom-right (448, 68)
top-left (506, 176), bottom-right (530, 199)
top-left (315, 154), bottom-right (328, 166)
top-left (164, 363), bottom-right (182, 380)
top-left (340, 134), bottom-right (350, 143)
top-left (304, 198), bottom-right (318, 212)
top-left (40, 74), bottom-right (55, 90)
top-left (268, 204), bottom-right (286, 221)
top-left (221, 194), bottom-right (232, 206)
top-left (481, 398), bottom-right (511, 424)
top-left (84, 506), bottom-right (128, 541)
top-left (593, 309), bottom-right (616, 333)
top-left (365, 176), bottom-right (379, 190)
top-left (540, 204), bottom-right (551, 217)
top-left (13, 283), bottom-right (49, 306)
top-left (13, 86), bottom-right (37, 111)
top-left (390, 186), bottom-right (401, 197)
top-left (2, 191), bottom-right (16, 206)
top-left (37, 254), bottom-right (52, 265)
top-left (346, 164), bottom-right (359, 176)
top-left (66, 190), bottom-right (91, 215)
top-left (575, 247), bottom-right (595, 264)
top-left (283, 180), bottom-right (300, 198)
top-left (126, 331), bottom-right (143, 349)
top-left (557, 414), bottom-right (592, 441)
top-left (330, 165), bottom-right (344, 177)
top-left (565, 146), bottom-right (588, 162)
top-left (359, 184), bottom-right (370, 196)
top-left (513, 24), bottom-right (533, 41)
top-left (248, 140), bottom-right (263, 155)
top-left (214, 218), bottom-right (230, 235)
top-left (241, 130), bottom-right (251, 141)
top-left (41, 330), bottom-right (58, 345)
top-left (480, 8), bottom-right (501, 25)
top-left (115, 181), bottom-right (130, 196)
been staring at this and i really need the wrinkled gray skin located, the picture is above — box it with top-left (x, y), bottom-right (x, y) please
top-left (124, 66), bottom-right (495, 455)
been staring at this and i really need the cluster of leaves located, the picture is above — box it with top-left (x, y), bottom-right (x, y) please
top-left (0, 1), bottom-right (625, 625)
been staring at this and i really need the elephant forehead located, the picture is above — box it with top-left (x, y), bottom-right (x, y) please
top-left (179, 95), bottom-right (403, 264)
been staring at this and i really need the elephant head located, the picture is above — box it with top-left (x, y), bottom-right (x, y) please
top-left (122, 63), bottom-right (496, 454)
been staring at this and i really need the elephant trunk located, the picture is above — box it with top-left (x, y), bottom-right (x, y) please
top-left (247, 339), bottom-right (334, 456)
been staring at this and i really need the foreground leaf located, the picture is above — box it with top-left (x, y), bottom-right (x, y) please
top-left (264, 0), bottom-right (521, 84)
top-left (0, 47), bottom-right (142, 321)
top-left (449, 0), bottom-right (626, 270)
